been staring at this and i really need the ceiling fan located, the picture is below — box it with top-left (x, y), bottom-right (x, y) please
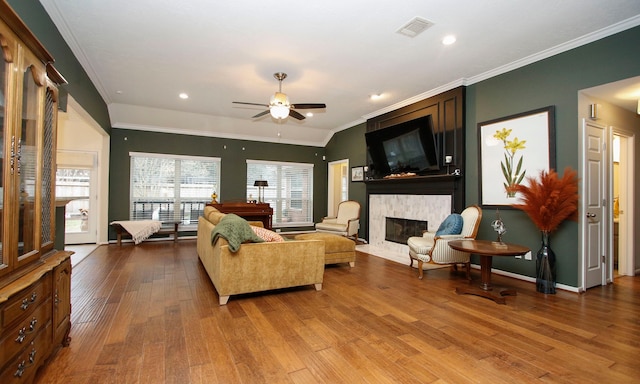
top-left (233, 72), bottom-right (326, 120)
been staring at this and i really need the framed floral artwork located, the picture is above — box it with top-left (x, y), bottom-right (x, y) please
top-left (478, 106), bottom-right (556, 207)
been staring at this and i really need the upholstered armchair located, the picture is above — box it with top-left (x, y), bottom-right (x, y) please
top-left (407, 205), bottom-right (482, 279)
top-left (315, 200), bottom-right (361, 240)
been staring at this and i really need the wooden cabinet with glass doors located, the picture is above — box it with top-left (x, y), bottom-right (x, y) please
top-left (0, 2), bottom-right (72, 383)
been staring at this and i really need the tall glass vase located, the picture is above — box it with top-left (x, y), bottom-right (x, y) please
top-left (536, 231), bottom-right (556, 294)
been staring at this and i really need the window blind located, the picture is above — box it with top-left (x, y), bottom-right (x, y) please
top-left (246, 160), bottom-right (314, 227)
top-left (129, 152), bottom-right (220, 227)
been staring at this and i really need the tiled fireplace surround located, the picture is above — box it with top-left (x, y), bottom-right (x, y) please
top-left (361, 194), bottom-right (452, 265)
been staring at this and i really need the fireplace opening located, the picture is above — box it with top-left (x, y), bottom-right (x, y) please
top-left (385, 217), bottom-right (428, 244)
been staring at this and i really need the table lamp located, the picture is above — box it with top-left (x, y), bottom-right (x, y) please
top-left (253, 180), bottom-right (268, 203)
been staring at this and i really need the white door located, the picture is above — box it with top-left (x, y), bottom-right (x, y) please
top-left (582, 119), bottom-right (607, 289)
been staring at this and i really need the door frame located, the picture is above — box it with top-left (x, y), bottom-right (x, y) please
top-left (327, 159), bottom-right (349, 217)
top-left (610, 128), bottom-right (635, 278)
top-left (57, 150), bottom-right (98, 244)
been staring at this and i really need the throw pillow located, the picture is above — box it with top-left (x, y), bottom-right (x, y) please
top-left (435, 213), bottom-right (464, 236)
top-left (251, 226), bottom-right (285, 242)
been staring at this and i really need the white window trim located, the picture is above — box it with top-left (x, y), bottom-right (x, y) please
top-left (246, 159), bottom-right (314, 228)
top-left (129, 152), bottom-right (221, 230)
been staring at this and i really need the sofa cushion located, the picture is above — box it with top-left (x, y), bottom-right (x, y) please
top-left (435, 213), bottom-right (463, 236)
top-left (294, 232), bottom-right (355, 253)
top-left (251, 226), bottom-right (285, 242)
top-left (204, 206), bottom-right (226, 225)
top-left (211, 214), bottom-right (264, 252)
top-left (204, 205), bottom-right (218, 217)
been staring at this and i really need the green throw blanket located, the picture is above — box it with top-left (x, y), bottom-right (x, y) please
top-left (211, 214), bottom-right (264, 252)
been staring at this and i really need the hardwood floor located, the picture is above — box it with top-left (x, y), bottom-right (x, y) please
top-left (35, 240), bottom-right (639, 383)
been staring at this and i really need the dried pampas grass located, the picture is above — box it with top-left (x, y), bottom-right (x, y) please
top-left (512, 167), bottom-right (579, 233)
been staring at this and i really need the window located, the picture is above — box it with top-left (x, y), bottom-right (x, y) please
top-left (247, 160), bottom-right (313, 227)
top-left (130, 152), bottom-right (220, 228)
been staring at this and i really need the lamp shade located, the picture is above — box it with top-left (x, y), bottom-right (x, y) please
top-left (270, 105), bottom-right (289, 119)
top-left (254, 180), bottom-right (268, 187)
top-left (269, 92), bottom-right (290, 119)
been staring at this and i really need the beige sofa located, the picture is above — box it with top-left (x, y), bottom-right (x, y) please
top-left (197, 206), bottom-right (325, 305)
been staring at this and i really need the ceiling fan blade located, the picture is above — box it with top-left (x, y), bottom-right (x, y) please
top-left (233, 101), bottom-right (269, 107)
top-left (252, 110), bottom-right (271, 118)
top-left (291, 103), bottom-right (326, 109)
top-left (289, 109), bottom-right (306, 120)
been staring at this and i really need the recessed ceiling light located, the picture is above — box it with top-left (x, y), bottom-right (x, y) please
top-left (370, 93), bottom-right (383, 100)
top-left (442, 35), bottom-right (456, 45)
top-left (306, 112), bottom-right (314, 117)
top-left (179, 93), bottom-right (189, 99)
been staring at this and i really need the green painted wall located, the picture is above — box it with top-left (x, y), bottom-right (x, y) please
top-left (9, 0), bottom-right (111, 133)
top-left (324, 123), bottom-right (367, 238)
top-left (109, 129), bottom-right (327, 237)
top-left (466, 26), bottom-right (640, 287)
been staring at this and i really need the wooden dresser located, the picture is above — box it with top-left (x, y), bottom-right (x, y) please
top-left (209, 202), bottom-right (274, 229)
top-left (0, 2), bottom-right (72, 382)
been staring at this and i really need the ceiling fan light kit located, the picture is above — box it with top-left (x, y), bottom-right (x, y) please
top-left (270, 90), bottom-right (290, 119)
top-left (270, 104), bottom-right (290, 119)
top-left (233, 72), bottom-right (326, 121)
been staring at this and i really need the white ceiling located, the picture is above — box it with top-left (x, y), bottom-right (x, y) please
top-left (40, 0), bottom-right (640, 147)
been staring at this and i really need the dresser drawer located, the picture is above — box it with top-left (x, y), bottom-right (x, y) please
top-left (1, 277), bottom-right (51, 330)
top-left (0, 299), bottom-right (51, 373)
top-left (0, 323), bottom-right (51, 384)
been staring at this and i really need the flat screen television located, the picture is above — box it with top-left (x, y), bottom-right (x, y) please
top-left (365, 115), bottom-right (439, 179)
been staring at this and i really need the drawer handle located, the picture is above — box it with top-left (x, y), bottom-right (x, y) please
top-left (29, 317), bottom-right (38, 331)
top-left (15, 327), bottom-right (26, 343)
top-left (13, 348), bottom-right (37, 378)
top-left (14, 360), bottom-right (26, 378)
top-left (20, 292), bottom-right (37, 310)
top-left (15, 317), bottom-right (39, 343)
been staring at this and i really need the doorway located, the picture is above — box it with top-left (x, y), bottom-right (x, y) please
top-left (580, 107), bottom-right (636, 290)
top-left (611, 131), bottom-right (635, 278)
top-left (327, 159), bottom-right (349, 217)
top-left (56, 151), bottom-right (98, 244)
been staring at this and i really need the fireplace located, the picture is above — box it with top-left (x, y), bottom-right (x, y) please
top-left (364, 194), bottom-right (451, 265)
top-left (385, 217), bottom-right (427, 244)
top-left (362, 88), bottom-right (465, 265)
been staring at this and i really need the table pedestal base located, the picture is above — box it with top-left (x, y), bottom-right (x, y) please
top-left (448, 240), bottom-right (529, 305)
top-left (455, 285), bottom-right (517, 305)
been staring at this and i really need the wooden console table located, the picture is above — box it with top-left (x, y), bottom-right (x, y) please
top-left (449, 239), bottom-right (530, 304)
top-left (208, 202), bottom-right (273, 229)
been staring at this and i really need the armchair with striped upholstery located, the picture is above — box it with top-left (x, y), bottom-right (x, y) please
top-left (407, 205), bottom-right (482, 280)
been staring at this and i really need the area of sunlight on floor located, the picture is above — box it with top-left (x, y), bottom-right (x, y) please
top-left (65, 244), bottom-right (99, 267)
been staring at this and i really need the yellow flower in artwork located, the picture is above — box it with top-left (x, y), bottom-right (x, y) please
top-left (493, 128), bottom-right (512, 141)
top-left (494, 128), bottom-right (527, 198)
top-left (505, 137), bottom-right (527, 154)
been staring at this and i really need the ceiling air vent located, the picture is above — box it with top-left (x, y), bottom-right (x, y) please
top-left (396, 16), bottom-right (434, 38)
